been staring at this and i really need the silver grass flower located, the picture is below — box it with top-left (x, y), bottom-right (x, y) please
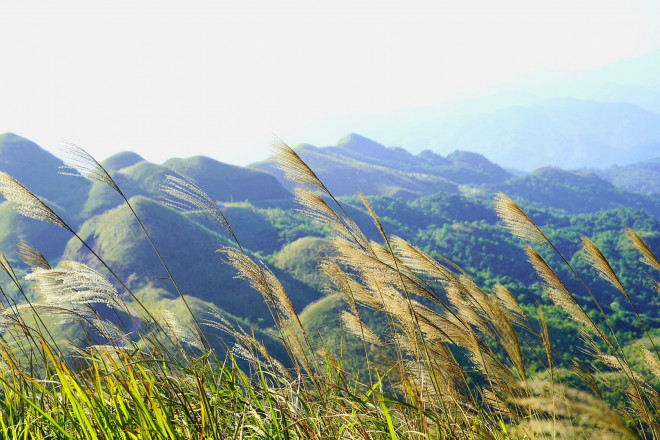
top-left (626, 227), bottom-right (660, 273)
top-left (0, 251), bottom-right (20, 288)
top-left (25, 261), bottom-right (121, 308)
top-left (272, 140), bottom-right (328, 194)
top-left (163, 310), bottom-right (204, 351)
top-left (581, 236), bottom-right (630, 301)
top-left (0, 171), bottom-right (70, 230)
top-left (59, 141), bottom-right (120, 193)
top-left (4, 303), bottom-right (92, 326)
top-left (340, 310), bottom-right (384, 346)
top-left (494, 193), bottom-right (548, 246)
top-left (161, 174), bottom-right (235, 239)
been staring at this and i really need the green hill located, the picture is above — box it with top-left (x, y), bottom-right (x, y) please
top-left (273, 237), bottom-right (332, 292)
top-left (63, 196), bottom-right (322, 326)
top-left (82, 156), bottom-right (292, 218)
top-left (163, 156), bottom-right (291, 202)
top-left (597, 157), bottom-right (660, 195)
top-left (0, 133), bottom-right (91, 221)
top-left (80, 161), bottom-right (171, 218)
top-left (101, 151), bottom-right (145, 172)
top-left (251, 137), bottom-right (464, 199)
top-left (0, 201), bottom-right (71, 264)
top-left (487, 167), bottom-right (660, 218)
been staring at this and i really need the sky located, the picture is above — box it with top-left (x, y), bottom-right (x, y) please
top-left (2, 0), bottom-right (660, 166)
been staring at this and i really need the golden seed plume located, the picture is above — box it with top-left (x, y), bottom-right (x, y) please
top-left (525, 245), bottom-right (569, 295)
top-left (525, 246), bottom-right (609, 343)
top-left (340, 311), bottom-right (384, 346)
top-left (0, 251), bottom-right (20, 288)
top-left (493, 284), bottom-right (532, 332)
top-left (538, 307), bottom-right (553, 373)
top-left (626, 228), bottom-right (660, 273)
top-left (640, 347), bottom-right (660, 381)
top-left (359, 193), bottom-right (388, 243)
top-left (293, 187), bottom-right (346, 232)
top-left (272, 140), bottom-right (327, 194)
top-left (17, 240), bottom-right (51, 270)
top-left (581, 236), bottom-right (629, 300)
top-left (571, 359), bottom-right (602, 399)
top-left (513, 381), bottom-right (633, 438)
top-left (493, 193), bottom-right (548, 246)
top-left (0, 171), bottom-right (70, 231)
top-left (219, 247), bottom-right (298, 325)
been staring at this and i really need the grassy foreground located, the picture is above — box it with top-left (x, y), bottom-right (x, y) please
top-left (0, 142), bottom-right (656, 438)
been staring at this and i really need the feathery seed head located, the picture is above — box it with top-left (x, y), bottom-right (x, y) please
top-left (17, 240), bottom-right (51, 270)
top-left (626, 227), bottom-right (660, 273)
top-left (293, 187), bottom-right (345, 232)
top-left (525, 245), bottom-right (569, 294)
top-left (161, 174), bottom-right (236, 240)
top-left (581, 236), bottom-right (628, 300)
top-left (272, 140), bottom-right (327, 193)
top-left (340, 310), bottom-right (384, 346)
top-left (25, 261), bottom-right (121, 308)
top-left (163, 310), bottom-right (204, 352)
top-left (494, 193), bottom-right (548, 246)
top-left (0, 171), bottom-right (70, 230)
top-left (59, 141), bottom-right (120, 193)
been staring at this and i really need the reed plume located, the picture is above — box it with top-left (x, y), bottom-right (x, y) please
top-left (0, 171), bottom-right (71, 231)
top-left (161, 174), bottom-right (240, 247)
top-left (59, 141), bottom-right (121, 193)
top-left (494, 192), bottom-right (548, 246)
top-left (17, 240), bottom-right (51, 270)
top-left (627, 227), bottom-right (660, 273)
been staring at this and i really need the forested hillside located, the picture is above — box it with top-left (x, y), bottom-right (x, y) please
top-left (0, 132), bottom-right (657, 366)
top-left (0, 132), bottom-right (659, 437)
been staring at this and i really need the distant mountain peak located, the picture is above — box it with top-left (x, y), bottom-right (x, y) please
top-left (529, 166), bottom-right (612, 186)
top-left (335, 133), bottom-right (389, 157)
top-left (101, 151), bottom-right (145, 172)
top-left (447, 150), bottom-right (493, 164)
top-left (0, 132), bottom-right (46, 157)
top-left (337, 132), bottom-right (376, 146)
top-left (0, 132), bottom-right (28, 143)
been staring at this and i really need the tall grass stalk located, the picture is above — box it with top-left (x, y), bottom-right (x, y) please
top-left (0, 142), bottom-right (654, 438)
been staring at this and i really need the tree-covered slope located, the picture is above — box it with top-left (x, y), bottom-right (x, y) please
top-left (597, 157), bottom-right (660, 195)
top-left (481, 167), bottom-right (660, 218)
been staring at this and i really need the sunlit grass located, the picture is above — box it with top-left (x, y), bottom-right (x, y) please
top-left (0, 142), bottom-right (655, 438)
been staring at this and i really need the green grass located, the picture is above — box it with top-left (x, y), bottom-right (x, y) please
top-left (0, 141), bottom-right (658, 439)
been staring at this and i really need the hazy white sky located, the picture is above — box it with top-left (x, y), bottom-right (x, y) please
top-left (2, 0), bottom-right (660, 165)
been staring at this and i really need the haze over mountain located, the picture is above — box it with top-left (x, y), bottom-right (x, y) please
top-left (251, 133), bottom-right (510, 199)
top-left (597, 157), bottom-right (660, 195)
top-left (284, 49), bottom-right (660, 171)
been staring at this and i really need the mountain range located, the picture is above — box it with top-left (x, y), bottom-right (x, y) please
top-left (284, 49), bottom-right (660, 171)
top-left (0, 131), bottom-right (658, 357)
